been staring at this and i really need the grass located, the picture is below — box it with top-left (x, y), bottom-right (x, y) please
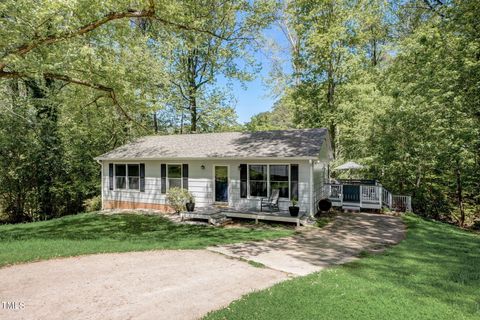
top-left (205, 214), bottom-right (480, 320)
top-left (0, 212), bottom-right (294, 267)
top-left (247, 260), bottom-right (266, 268)
top-left (316, 217), bottom-right (331, 228)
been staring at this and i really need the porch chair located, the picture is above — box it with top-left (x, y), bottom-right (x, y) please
top-left (260, 189), bottom-right (280, 212)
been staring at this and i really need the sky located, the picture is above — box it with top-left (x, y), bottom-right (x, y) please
top-left (219, 27), bottom-right (291, 124)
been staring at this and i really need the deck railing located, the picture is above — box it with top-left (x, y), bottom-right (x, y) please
top-left (360, 185), bottom-right (381, 203)
top-left (382, 188), bottom-right (392, 208)
top-left (324, 184), bottom-right (342, 201)
top-left (392, 195), bottom-right (412, 212)
top-left (324, 183), bottom-right (411, 212)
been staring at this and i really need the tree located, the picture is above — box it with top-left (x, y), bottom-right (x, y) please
top-left (154, 0), bottom-right (276, 132)
top-left (282, 0), bottom-right (385, 157)
top-left (250, 0), bottom-right (479, 226)
top-left (246, 94), bottom-right (295, 131)
top-left (369, 1), bottom-right (479, 224)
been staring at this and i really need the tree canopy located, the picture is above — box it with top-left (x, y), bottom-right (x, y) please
top-left (247, 0), bottom-right (479, 226)
top-left (0, 0), bottom-right (478, 226)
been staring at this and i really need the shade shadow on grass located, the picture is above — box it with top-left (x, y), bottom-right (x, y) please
top-left (0, 213), bottom-right (293, 267)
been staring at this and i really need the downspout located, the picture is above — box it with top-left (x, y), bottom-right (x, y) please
top-left (96, 159), bottom-right (104, 210)
top-left (309, 159), bottom-right (314, 217)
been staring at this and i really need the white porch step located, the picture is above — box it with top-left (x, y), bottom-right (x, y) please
top-left (342, 205), bottom-right (360, 212)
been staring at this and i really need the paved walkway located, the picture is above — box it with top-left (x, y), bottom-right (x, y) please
top-left (209, 212), bottom-right (405, 275)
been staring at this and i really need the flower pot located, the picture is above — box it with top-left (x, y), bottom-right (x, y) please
top-left (186, 202), bottom-right (195, 212)
top-left (289, 206), bottom-right (299, 217)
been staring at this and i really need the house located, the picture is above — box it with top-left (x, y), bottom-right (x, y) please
top-left (95, 128), bottom-right (333, 216)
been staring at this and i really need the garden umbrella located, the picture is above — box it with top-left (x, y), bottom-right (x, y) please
top-left (334, 161), bottom-right (365, 179)
top-left (334, 161), bottom-right (364, 171)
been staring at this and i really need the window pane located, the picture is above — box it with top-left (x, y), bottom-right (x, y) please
top-left (249, 165), bottom-right (266, 181)
top-left (116, 176), bottom-right (126, 189)
top-left (168, 165), bottom-right (182, 178)
top-left (168, 178), bottom-right (182, 189)
top-left (128, 177), bottom-right (139, 190)
top-left (270, 165), bottom-right (289, 198)
top-left (115, 164), bottom-right (126, 176)
top-left (128, 164), bottom-right (139, 177)
top-left (270, 165), bottom-right (289, 181)
top-left (250, 181), bottom-right (267, 197)
top-left (215, 166), bottom-right (228, 181)
top-left (271, 181), bottom-right (289, 198)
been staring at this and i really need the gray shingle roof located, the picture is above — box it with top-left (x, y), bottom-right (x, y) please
top-left (95, 128), bottom-right (328, 160)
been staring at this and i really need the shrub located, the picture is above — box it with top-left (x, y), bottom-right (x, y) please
top-left (83, 196), bottom-right (102, 212)
top-left (166, 187), bottom-right (193, 213)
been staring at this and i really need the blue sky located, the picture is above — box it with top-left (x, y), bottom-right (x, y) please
top-left (220, 27), bottom-right (291, 124)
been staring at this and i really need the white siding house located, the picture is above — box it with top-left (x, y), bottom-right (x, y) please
top-left (95, 129), bottom-right (333, 216)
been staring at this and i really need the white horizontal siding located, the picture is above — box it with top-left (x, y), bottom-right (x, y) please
top-left (102, 159), bottom-right (314, 212)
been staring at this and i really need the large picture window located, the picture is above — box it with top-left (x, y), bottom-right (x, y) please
top-left (248, 164), bottom-right (291, 198)
top-left (269, 165), bottom-right (289, 198)
top-left (115, 164), bottom-right (140, 190)
top-left (167, 164), bottom-right (182, 189)
top-left (249, 165), bottom-right (267, 197)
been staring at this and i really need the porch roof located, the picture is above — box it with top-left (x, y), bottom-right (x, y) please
top-left (95, 128), bottom-right (328, 160)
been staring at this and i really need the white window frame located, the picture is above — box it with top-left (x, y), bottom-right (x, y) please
top-left (114, 163), bottom-right (140, 191)
top-left (166, 163), bottom-right (183, 190)
top-left (247, 164), bottom-right (291, 200)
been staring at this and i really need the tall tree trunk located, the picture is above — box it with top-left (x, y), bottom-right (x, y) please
top-left (187, 51), bottom-right (198, 133)
top-left (327, 62), bottom-right (336, 158)
top-left (371, 37), bottom-right (378, 66)
top-left (180, 108), bottom-right (184, 134)
top-left (189, 82), bottom-right (197, 133)
top-left (190, 96), bottom-right (197, 132)
top-left (455, 159), bottom-right (465, 227)
top-left (153, 111), bottom-right (158, 133)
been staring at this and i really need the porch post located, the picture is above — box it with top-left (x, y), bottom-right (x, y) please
top-left (99, 160), bottom-right (104, 210)
top-left (359, 185), bottom-right (363, 209)
top-left (309, 160), bottom-right (314, 217)
top-left (378, 186), bottom-right (382, 208)
top-left (340, 184), bottom-right (343, 207)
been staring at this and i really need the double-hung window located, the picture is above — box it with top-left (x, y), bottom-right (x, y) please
top-left (269, 165), bottom-right (289, 198)
top-left (249, 165), bottom-right (267, 197)
top-left (167, 164), bottom-right (182, 189)
top-left (248, 164), bottom-right (290, 199)
top-left (115, 164), bottom-right (140, 190)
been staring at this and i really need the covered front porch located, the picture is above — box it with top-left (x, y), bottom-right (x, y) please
top-left (323, 179), bottom-right (412, 212)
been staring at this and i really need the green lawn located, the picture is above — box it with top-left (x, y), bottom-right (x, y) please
top-left (205, 214), bottom-right (480, 320)
top-left (0, 212), bottom-right (293, 267)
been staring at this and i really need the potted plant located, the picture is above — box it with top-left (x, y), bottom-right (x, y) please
top-left (289, 197), bottom-right (299, 216)
top-left (186, 193), bottom-right (195, 212)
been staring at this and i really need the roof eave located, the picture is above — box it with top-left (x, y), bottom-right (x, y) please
top-left (94, 156), bottom-right (319, 162)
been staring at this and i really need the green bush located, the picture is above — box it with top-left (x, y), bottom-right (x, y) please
top-left (166, 187), bottom-right (192, 213)
top-left (83, 196), bottom-right (102, 212)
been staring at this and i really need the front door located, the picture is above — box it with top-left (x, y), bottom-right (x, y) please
top-left (343, 185), bottom-right (360, 203)
top-left (214, 166), bottom-right (228, 203)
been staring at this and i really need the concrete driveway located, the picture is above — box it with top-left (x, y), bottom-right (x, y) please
top-left (209, 212), bottom-right (405, 275)
top-left (0, 250), bottom-right (287, 320)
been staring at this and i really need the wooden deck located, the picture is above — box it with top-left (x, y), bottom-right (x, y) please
top-left (324, 183), bottom-right (412, 212)
top-left (181, 207), bottom-right (308, 226)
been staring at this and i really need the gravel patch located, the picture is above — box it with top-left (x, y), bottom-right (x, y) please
top-left (0, 250), bottom-right (287, 320)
